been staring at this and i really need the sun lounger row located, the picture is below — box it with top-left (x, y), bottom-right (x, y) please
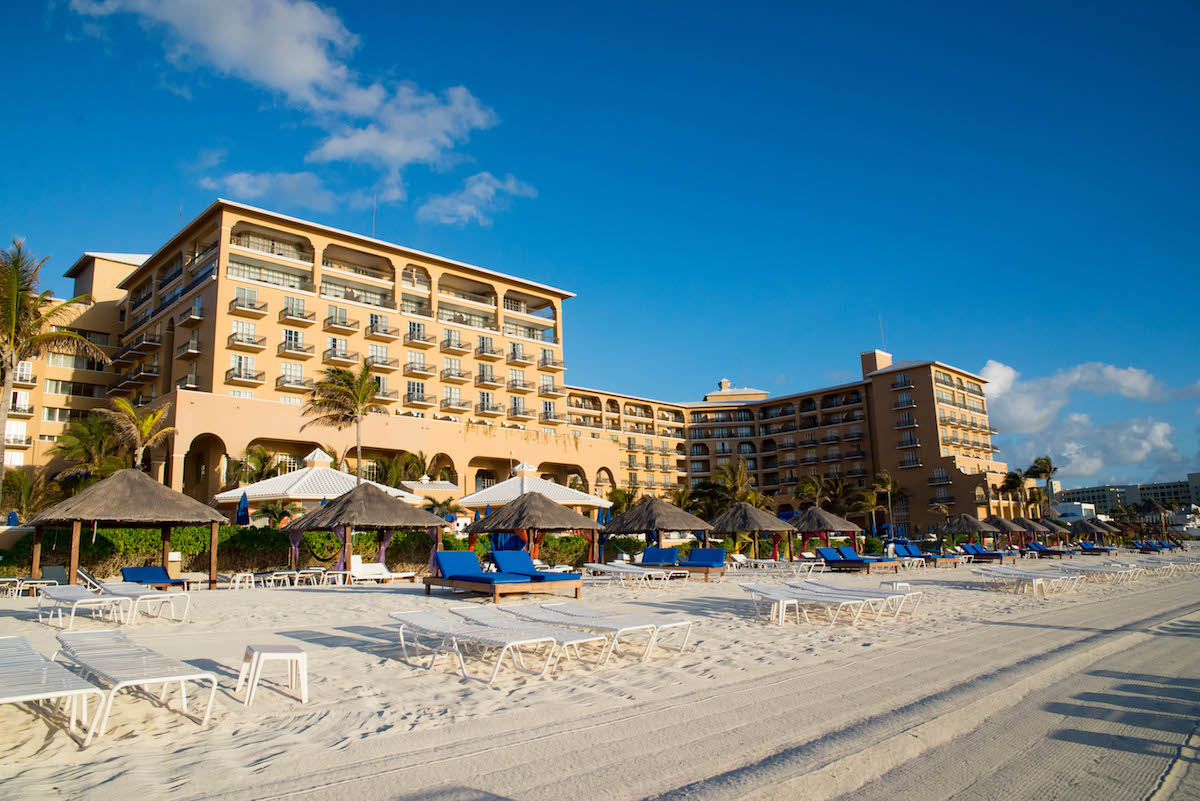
top-left (638, 547), bottom-right (726, 581)
top-left (584, 562), bottom-right (690, 584)
top-left (424, 551), bottom-right (583, 602)
top-left (390, 602), bottom-right (693, 684)
top-left (36, 582), bottom-right (190, 629)
top-left (727, 555), bottom-right (825, 577)
top-left (1054, 564), bottom-right (1143, 584)
top-left (971, 566), bottom-right (1084, 596)
top-left (740, 578), bottom-right (922, 626)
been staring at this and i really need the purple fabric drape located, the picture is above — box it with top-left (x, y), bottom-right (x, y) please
top-left (376, 529), bottom-right (394, 563)
top-left (334, 525), bottom-right (348, 571)
top-left (427, 525), bottom-right (440, 576)
top-left (288, 530), bottom-right (304, 570)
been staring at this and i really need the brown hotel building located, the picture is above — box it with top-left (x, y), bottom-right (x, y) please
top-left (12, 200), bottom-right (1025, 530)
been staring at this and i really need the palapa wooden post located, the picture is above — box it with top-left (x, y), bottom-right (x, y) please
top-left (161, 524), bottom-right (172, 571)
top-left (31, 527), bottom-right (42, 579)
top-left (209, 521), bottom-right (219, 590)
top-left (68, 521), bottom-right (82, 585)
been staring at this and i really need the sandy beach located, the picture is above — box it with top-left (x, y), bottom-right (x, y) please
top-left (1, 560), bottom-right (1197, 801)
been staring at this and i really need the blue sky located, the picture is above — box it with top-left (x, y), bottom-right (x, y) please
top-left (3, 1), bottom-right (1198, 487)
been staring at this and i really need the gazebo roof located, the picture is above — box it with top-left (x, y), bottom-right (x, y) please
top-left (1038, 518), bottom-right (1071, 534)
top-left (789, 506), bottom-right (862, 533)
top-left (1070, 518), bottom-right (1108, 535)
top-left (601, 497), bottom-right (711, 534)
top-left (709, 503), bottom-right (794, 534)
top-left (30, 469), bottom-right (227, 527)
top-left (1011, 516), bottom-right (1050, 533)
top-left (213, 459), bottom-right (421, 505)
top-left (940, 514), bottom-right (1000, 534)
top-left (464, 492), bottom-right (604, 533)
top-left (983, 514), bottom-right (1029, 533)
top-left (287, 483), bottom-right (447, 532)
top-left (456, 473), bottom-right (611, 510)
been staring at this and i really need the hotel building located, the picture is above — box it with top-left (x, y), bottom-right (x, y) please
top-left (12, 199), bottom-right (1028, 530)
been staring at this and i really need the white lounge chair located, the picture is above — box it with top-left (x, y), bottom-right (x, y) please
top-left (449, 605), bottom-right (610, 671)
top-left (350, 554), bottom-right (417, 584)
top-left (1055, 564), bottom-right (1142, 584)
top-left (739, 583), bottom-right (869, 626)
top-left (99, 583), bottom-right (190, 624)
top-left (583, 562), bottom-right (669, 585)
top-left (53, 630), bottom-right (217, 738)
top-left (37, 586), bottom-right (132, 630)
top-left (498, 604), bottom-right (657, 664)
top-left (533, 602), bottom-right (693, 659)
top-left (608, 561), bottom-right (690, 581)
top-left (0, 635), bottom-right (105, 746)
top-left (791, 578), bottom-right (922, 617)
top-left (389, 610), bottom-right (558, 685)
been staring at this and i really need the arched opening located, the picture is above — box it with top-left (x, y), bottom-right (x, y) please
top-left (182, 433), bottom-right (228, 502)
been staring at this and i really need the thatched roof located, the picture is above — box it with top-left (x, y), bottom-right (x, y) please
top-left (789, 506), bottom-right (862, 533)
top-left (1137, 499), bottom-right (1167, 515)
top-left (464, 492), bottom-right (604, 534)
top-left (1038, 518), bottom-right (1071, 534)
top-left (708, 503), bottom-right (794, 534)
top-left (1011, 516), bottom-right (1050, 533)
top-left (984, 514), bottom-right (1029, 533)
top-left (1085, 518), bottom-right (1120, 534)
top-left (30, 469), bottom-right (227, 527)
top-left (602, 497), bottom-right (711, 534)
top-left (1070, 519), bottom-right (1108, 536)
top-left (940, 514), bottom-right (1000, 534)
top-left (287, 483), bottom-right (447, 532)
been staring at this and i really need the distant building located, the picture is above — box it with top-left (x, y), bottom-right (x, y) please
top-left (1057, 474), bottom-right (1200, 514)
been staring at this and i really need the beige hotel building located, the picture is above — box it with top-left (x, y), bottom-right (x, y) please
top-left (10, 199), bottom-right (1027, 530)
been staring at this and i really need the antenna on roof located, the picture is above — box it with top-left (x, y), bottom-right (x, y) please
top-left (178, 203), bottom-right (183, 229)
top-left (878, 314), bottom-right (886, 349)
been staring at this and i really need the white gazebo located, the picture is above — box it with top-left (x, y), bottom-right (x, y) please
top-left (214, 449), bottom-right (423, 509)
top-left (456, 462), bottom-right (612, 511)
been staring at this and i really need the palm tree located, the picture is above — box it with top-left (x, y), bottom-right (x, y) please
top-left (981, 481), bottom-right (995, 517)
top-left (49, 414), bottom-right (125, 490)
top-left (606, 487), bottom-right (640, 515)
top-left (235, 444), bottom-right (280, 484)
top-left (319, 443), bottom-right (350, 471)
top-left (252, 499), bottom-right (304, 528)
top-left (1000, 471), bottom-right (1028, 517)
top-left (825, 478), bottom-right (859, 516)
top-left (873, 471), bottom-right (903, 533)
top-left (795, 475), bottom-right (828, 509)
top-left (846, 489), bottom-right (886, 536)
top-left (1027, 487), bottom-right (1046, 515)
top-left (690, 480), bottom-right (729, 520)
top-left (0, 239), bottom-right (108, 489)
top-left (666, 484), bottom-right (695, 512)
top-left (713, 460), bottom-right (755, 504)
top-left (372, 452), bottom-right (409, 487)
top-left (97, 398), bottom-right (177, 470)
top-left (1, 467), bottom-right (59, 521)
top-left (301, 360), bottom-right (387, 484)
top-left (422, 496), bottom-right (467, 519)
top-left (1024, 456), bottom-right (1058, 515)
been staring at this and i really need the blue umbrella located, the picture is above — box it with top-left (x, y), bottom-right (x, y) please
top-left (236, 492), bottom-right (250, 525)
top-left (6, 511), bottom-right (17, 526)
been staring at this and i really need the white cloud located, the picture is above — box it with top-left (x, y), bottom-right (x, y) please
top-left (1001, 413), bottom-right (1181, 480)
top-left (199, 171), bottom-right (337, 212)
top-left (416, 173), bottom-right (536, 226)
top-left (70, 0), bottom-right (514, 220)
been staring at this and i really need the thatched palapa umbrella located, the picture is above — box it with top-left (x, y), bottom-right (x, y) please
top-left (464, 492), bottom-right (604, 559)
top-left (790, 507), bottom-right (862, 556)
top-left (983, 514), bottom-right (1028, 548)
top-left (1038, 518), bottom-right (1070, 536)
top-left (287, 483), bottom-right (446, 570)
top-left (940, 514), bottom-right (1000, 547)
top-left (1070, 518), bottom-right (1108, 540)
top-left (708, 503), bottom-right (794, 560)
top-left (600, 497), bottom-right (711, 559)
top-left (29, 469), bottom-right (228, 588)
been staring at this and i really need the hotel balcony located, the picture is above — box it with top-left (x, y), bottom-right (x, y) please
top-left (540, 412), bottom-right (567, 425)
top-left (320, 282), bottom-right (395, 311)
top-left (404, 331), bottom-right (436, 348)
top-left (894, 420), bottom-right (918, 429)
top-left (931, 496), bottom-right (957, 506)
top-left (106, 381), bottom-right (131, 396)
top-left (111, 351), bottom-right (135, 367)
top-left (928, 476), bottom-right (953, 486)
top-left (799, 455), bottom-right (820, 464)
top-left (898, 459), bottom-right (923, 469)
top-left (440, 339), bottom-right (472, 355)
top-left (276, 375), bottom-right (314, 393)
top-left (508, 379), bottom-right (535, 393)
top-left (476, 344), bottom-right (503, 360)
top-left (7, 404), bottom-right (33, 419)
top-left (441, 368), bottom-right (472, 384)
top-left (438, 307), bottom-right (497, 331)
top-left (323, 316), bottom-right (360, 334)
top-left (278, 342), bottom-right (315, 359)
top-left (844, 432), bottom-right (864, 441)
top-left (476, 402), bottom-right (505, 417)
top-left (538, 384), bottom-right (566, 398)
top-left (890, 380), bottom-right (913, 390)
top-left (365, 323), bottom-right (400, 342)
top-left (474, 373), bottom-right (505, 389)
top-left (129, 332), bottom-right (162, 352)
top-left (132, 364), bottom-right (159, 383)
top-left (225, 368), bottom-right (265, 387)
top-left (175, 375), bottom-right (199, 391)
top-left (229, 298), bottom-right (268, 318)
top-left (897, 440), bottom-right (921, 449)
top-left (373, 389), bottom-right (400, 404)
top-left (175, 341), bottom-right (202, 360)
top-left (177, 307), bottom-right (204, 327)
top-left (404, 392), bottom-right (436, 408)
top-left (507, 406), bottom-right (537, 421)
top-left (367, 356), bottom-right (400, 373)
top-left (892, 400), bottom-right (916, 410)
top-left (440, 397), bottom-right (471, 412)
top-left (228, 333), bottom-right (267, 352)
top-left (506, 350), bottom-right (536, 366)
top-left (821, 434), bottom-right (840, 443)
top-left (847, 467), bottom-right (868, 478)
top-left (503, 322), bottom-right (558, 345)
top-left (403, 361), bottom-right (436, 378)
top-left (322, 348), bottom-right (359, 367)
top-left (847, 450), bottom-right (866, 459)
top-left (822, 454), bottom-right (842, 462)
top-left (400, 300), bottom-right (433, 318)
top-left (538, 357), bottom-right (565, 372)
top-left (278, 308), bottom-right (316, 326)
top-left (4, 435), bottom-right (32, 448)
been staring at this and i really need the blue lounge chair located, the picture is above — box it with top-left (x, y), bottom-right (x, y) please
top-left (960, 543), bottom-right (1017, 564)
top-left (424, 551), bottom-right (546, 603)
top-left (638, 547), bottom-right (679, 567)
top-left (491, 551), bottom-right (582, 583)
top-left (1132, 540), bottom-right (1163, 553)
top-left (1024, 542), bottom-right (1070, 559)
top-left (120, 566), bottom-right (185, 588)
top-left (816, 547), bottom-right (867, 572)
top-left (898, 543), bottom-right (958, 568)
top-left (676, 547), bottom-right (726, 582)
top-left (1154, 540), bottom-right (1180, 551)
top-left (1078, 541), bottom-right (1114, 554)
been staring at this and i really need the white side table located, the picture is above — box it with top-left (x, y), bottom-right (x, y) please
top-left (230, 572), bottom-right (255, 590)
top-left (235, 644), bottom-right (308, 706)
top-left (880, 580), bottom-right (911, 591)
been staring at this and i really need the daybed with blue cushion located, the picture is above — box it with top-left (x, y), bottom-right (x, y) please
top-left (490, 551), bottom-right (583, 596)
top-left (424, 551), bottom-right (572, 603)
top-left (119, 566), bottom-right (185, 589)
top-left (638, 547), bottom-right (679, 568)
top-left (897, 543), bottom-right (959, 568)
top-left (676, 547), bottom-right (726, 582)
top-left (960, 543), bottom-right (1018, 564)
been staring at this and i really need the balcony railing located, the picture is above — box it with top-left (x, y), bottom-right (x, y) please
top-left (367, 356), bottom-right (400, 371)
top-left (404, 362), bottom-right (436, 375)
top-left (225, 368), bottom-right (265, 384)
top-left (400, 301), bottom-right (433, 317)
top-left (476, 402), bottom-right (505, 415)
top-left (928, 476), bottom-right (952, 486)
top-left (440, 398), bottom-right (471, 411)
top-left (323, 315), bottom-right (360, 332)
top-left (538, 357), bottom-right (565, 370)
top-left (475, 344), bottom-right (503, 359)
top-left (229, 297), bottom-right (268, 315)
top-left (404, 332), bottom-right (436, 346)
top-left (404, 392), bottom-right (436, 405)
top-left (365, 323), bottom-right (400, 339)
top-left (438, 308), bottom-right (497, 330)
top-left (540, 412), bottom-right (567, 423)
top-left (278, 342), bottom-right (314, 357)
top-left (441, 368), bottom-right (472, 382)
top-left (228, 333), bottom-right (267, 350)
top-left (508, 379), bottom-right (535, 391)
top-left (276, 376), bottom-right (314, 391)
top-left (897, 440), bottom-right (920, 449)
top-left (323, 348), bottom-right (359, 364)
top-left (892, 400), bottom-right (916, 410)
top-left (440, 338), bottom-right (472, 352)
top-left (279, 307), bottom-right (315, 324)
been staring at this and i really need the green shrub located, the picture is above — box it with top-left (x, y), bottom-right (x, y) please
top-left (861, 536), bottom-right (883, 554)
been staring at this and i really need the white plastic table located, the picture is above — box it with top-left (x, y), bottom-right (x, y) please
top-left (235, 644), bottom-right (308, 706)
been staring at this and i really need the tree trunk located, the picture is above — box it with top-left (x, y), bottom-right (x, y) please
top-left (355, 418), bottom-right (362, 485)
top-left (0, 356), bottom-right (15, 503)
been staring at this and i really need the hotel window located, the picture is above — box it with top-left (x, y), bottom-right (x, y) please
top-left (10, 391), bottom-right (28, 411)
top-left (444, 386), bottom-right (461, 403)
top-left (510, 397), bottom-right (526, 412)
top-left (280, 395), bottom-right (301, 406)
top-left (408, 320), bottom-right (426, 337)
top-left (478, 364), bottom-right (494, 381)
top-left (408, 351), bottom-right (425, 367)
top-left (370, 344), bottom-right (389, 362)
top-left (446, 329), bottom-right (461, 345)
top-left (274, 454), bottom-right (300, 473)
top-left (230, 389), bottom-right (252, 399)
top-left (283, 329), bottom-right (303, 348)
top-left (14, 361), bottom-right (33, 383)
top-left (230, 354), bottom-right (256, 375)
top-left (542, 400), bottom-right (556, 415)
top-left (540, 375), bottom-right (554, 390)
top-left (478, 391), bottom-right (494, 406)
top-left (715, 456), bottom-right (730, 466)
top-left (540, 347), bottom-right (552, 363)
top-left (328, 304), bottom-right (349, 324)
top-left (406, 380), bottom-right (425, 395)
top-left (509, 368), bottom-right (524, 382)
top-left (234, 286), bottom-right (258, 306)
top-left (328, 337), bottom-right (348, 356)
top-left (281, 362), bottom-right (302, 383)
top-left (3, 451), bottom-right (23, 467)
top-left (369, 313), bottom-right (389, 331)
top-left (5, 420), bottom-right (27, 445)
top-left (232, 320), bottom-right (256, 343)
top-left (284, 296), bottom-right (306, 315)
top-left (897, 391), bottom-right (913, 406)
top-left (444, 356), bottom-right (461, 371)
top-left (44, 380), bottom-right (104, 398)
top-left (47, 353), bottom-right (106, 371)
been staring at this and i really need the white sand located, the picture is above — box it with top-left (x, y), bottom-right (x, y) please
top-left (0, 558), bottom-right (1197, 801)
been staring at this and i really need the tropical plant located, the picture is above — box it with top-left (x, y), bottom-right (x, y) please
top-left (690, 480), bottom-right (730, 520)
top-left (422, 496), bottom-right (467, 519)
top-left (999, 471), bottom-right (1028, 517)
top-left (928, 501), bottom-right (951, 521)
top-left (97, 398), bottom-right (178, 469)
top-left (606, 487), bottom-right (640, 515)
top-left (235, 444), bottom-right (280, 484)
top-left (1026, 487), bottom-right (1046, 514)
top-left (1, 467), bottom-right (59, 520)
top-left (566, 474), bottom-right (585, 492)
top-left (666, 484), bottom-right (695, 512)
top-left (825, 478), bottom-right (861, 516)
top-left (845, 489), bottom-right (885, 534)
top-left (713, 460), bottom-right (755, 505)
top-left (742, 488), bottom-right (772, 510)
top-left (319, 444), bottom-right (350, 471)
top-left (795, 475), bottom-right (828, 509)
top-left (371, 452), bottom-right (409, 487)
top-left (300, 360), bottom-right (387, 485)
top-left (0, 239), bottom-right (108, 491)
top-left (873, 471), bottom-right (903, 532)
top-left (251, 500), bottom-right (304, 528)
top-left (48, 414), bottom-right (125, 490)
top-left (1024, 456), bottom-right (1057, 515)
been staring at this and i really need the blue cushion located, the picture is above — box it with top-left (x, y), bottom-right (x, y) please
top-left (680, 548), bottom-right (725, 567)
top-left (837, 546), bottom-right (893, 562)
top-left (490, 550), bottom-right (580, 581)
top-left (444, 572), bottom-right (531, 585)
top-left (120, 566), bottom-right (184, 586)
top-left (435, 551), bottom-right (485, 578)
top-left (640, 547), bottom-right (678, 566)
